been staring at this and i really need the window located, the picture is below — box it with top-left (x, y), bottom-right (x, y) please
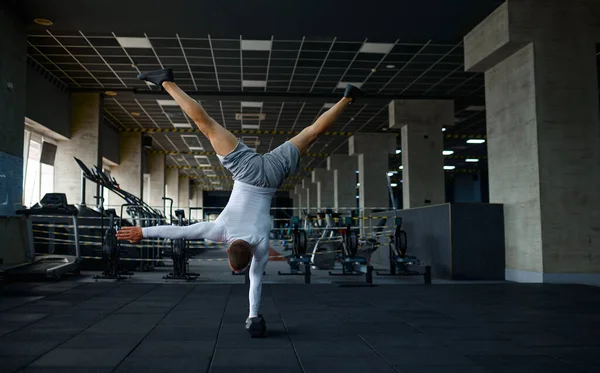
top-left (102, 166), bottom-right (111, 209)
top-left (23, 130), bottom-right (56, 207)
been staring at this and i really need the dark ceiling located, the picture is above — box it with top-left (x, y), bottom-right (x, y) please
top-left (14, 0), bottom-right (506, 190)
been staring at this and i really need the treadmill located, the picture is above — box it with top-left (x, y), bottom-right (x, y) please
top-left (10, 193), bottom-right (81, 280)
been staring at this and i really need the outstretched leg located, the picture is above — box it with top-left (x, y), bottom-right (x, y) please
top-left (162, 82), bottom-right (238, 156)
top-left (138, 68), bottom-right (237, 156)
top-left (289, 84), bottom-right (362, 155)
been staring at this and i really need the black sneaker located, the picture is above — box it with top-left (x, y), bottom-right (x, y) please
top-left (344, 84), bottom-right (365, 104)
top-left (137, 68), bottom-right (174, 87)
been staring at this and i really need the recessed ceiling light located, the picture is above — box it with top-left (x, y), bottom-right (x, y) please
top-left (444, 165), bottom-right (456, 170)
top-left (442, 150), bottom-right (454, 155)
top-left (173, 123), bottom-right (191, 128)
top-left (337, 82), bottom-right (363, 89)
top-left (466, 158), bottom-right (479, 162)
top-left (115, 36), bottom-right (153, 49)
top-left (156, 99), bottom-right (178, 106)
top-left (241, 124), bottom-right (260, 130)
top-left (241, 101), bottom-right (263, 108)
top-left (240, 39), bottom-right (272, 51)
top-left (391, 183), bottom-right (398, 187)
top-left (395, 149), bottom-right (401, 154)
top-left (34, 18), bottom-right (53, 26)
top-left (442, 127), bottom-right (446, 132)
top-left (131, 112), bottom-right (141, 117)
top-left (359, 42), bottom-right (394, 54)
top-left (399, 165), bottom-right (403, 170)
top-left (466, 139), bottom-right (486, 144)
top-left (242, 80), bottom-right (267, 88)
top-left (386, 64), bottom-right (395, 69)
top-left (104, 91), bottom-right (117, 96)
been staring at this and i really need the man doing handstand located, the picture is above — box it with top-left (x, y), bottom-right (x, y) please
top-left (116, 68), bottom-right (362, 321)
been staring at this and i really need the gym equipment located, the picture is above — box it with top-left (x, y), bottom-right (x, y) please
top-left (93, 209), bottom-right (132, 280)
top-left (376, 217), bottom-right (431, 284)
top-left (310, 210), bottom-right (341, 270)
top-left (164, 209), bottom-right (199, 281)
top-left (329, 217), bottom-right (374, 283)
top-left (375, 173), bottom-right (431, 284)
top-left (245, 315), bottom-right (267, 338)
top-left (9, 193), bottom-right (81, 280)
top-left (73, 157), bottom-right (165, 271)
top-left (278, 216), bottom-right (312, 283)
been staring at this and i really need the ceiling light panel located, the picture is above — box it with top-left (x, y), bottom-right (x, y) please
top-left (173, 123), bottom-right (191, 128)
top-left (156, 99), bottom-right (179, 106)
top-left (241, 101), bottom-right (264, 108)
top-left (337, 82), bottom-right (363, 89)
top-left (242, 80), bottom-right (267, 88)
top-left (116, 37), bottom-right (153, 49)
top-left (181, 135), bottom-right (203, 151)
top-left (359, 42), bottom-right (394, 54)
top-left (241, 39), bottom-right (272, 51)
top-left (194, 155), bottom-right (211, 166)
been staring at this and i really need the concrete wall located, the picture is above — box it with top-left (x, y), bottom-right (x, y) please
top-left (112, 132), bottom-right (143, 198)
top-left (327, 155), bottom-right (357, 212)
top-left (178, 175), bottom-right (190, 210)
top-left (535, 41), bottom-right (600, 274)
top-left (54, 93), bottom-right (102, 205)
top-left (25, 61), bottom-right (71, 139)
top-left (100, 120), bottom-right (120, 165)
top-left (165, 168), bottom-right (179, 210)
top-left (0, 4), bottom-right (27, 159)
top-left (486, 44), bottom-right (543, 273)
top-left (147, 153), bottom-right (165, 210)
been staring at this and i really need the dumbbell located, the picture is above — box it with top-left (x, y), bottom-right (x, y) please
top-left (245, 315), bottom-right (267, 338)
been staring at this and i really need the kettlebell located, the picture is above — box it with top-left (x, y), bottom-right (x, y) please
top-left (245, 314), bottom-right (267, 338)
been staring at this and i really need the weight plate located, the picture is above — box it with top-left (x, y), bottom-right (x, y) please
top-left (295, 230), bottom-right (308, 255)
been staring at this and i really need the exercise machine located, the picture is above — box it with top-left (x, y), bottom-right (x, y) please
top-left (375, 173), bottom-right (431, 284)
top-left (278, 216), bottom-right (311, 283)
top-left (329, 217), bottom-right (373, 283)
top-left (310, 210), bottom-right (341, 270)
top-left (9, 193), bottom-right (81, 280)
top-left (93, 208), bottom-right (132, 280)
top-left (376, 217), bottom-right (431, 284)
top-left (164, 209), bottom-right (199, 281)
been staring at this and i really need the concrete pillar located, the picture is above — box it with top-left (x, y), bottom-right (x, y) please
top-left (148, 153), bottom-right (165, 210)
top-left (165, 168), bottom-right (179, 211)
top-left (112, 132), bottom-right (143, 198)
top-left (0, 4), bottom-right (26, 214)
top-left (54, 93), bottom-right (102, 205)
top-left (178, 175), bottom-right (190, 211)
top-left (349, 134), bottom-right (396, 214)
top-left (464, 0), bottom-right (600, 284)
top-left (293, 184), bottom-right (303, 216)
top-left (192, 184), bottom-right (204, 220)
top-left (312, 168), bottom-right (334, 210)
top-left (389, 100), bottom-right (452, 209)
top-left (302, 177), bottom-right (317, 213)
top-left (327, 154), bottom-right (358, 213)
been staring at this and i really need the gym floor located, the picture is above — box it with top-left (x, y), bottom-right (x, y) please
top-left (1, 273), bottom-right (599, 373)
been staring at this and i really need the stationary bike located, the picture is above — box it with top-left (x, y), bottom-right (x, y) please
top-left (278, 216), bottom-right (312, 283)
top-left (163, 209), bottom-right (199, 281)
